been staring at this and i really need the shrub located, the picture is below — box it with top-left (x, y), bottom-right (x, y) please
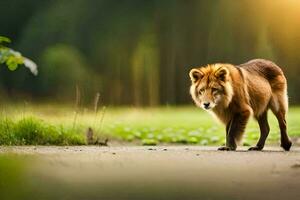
top-left (38, 44), bottom-right (90, 99)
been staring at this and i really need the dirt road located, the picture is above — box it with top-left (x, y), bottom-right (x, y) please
top-left (1, 146), bottom-right (300, 200)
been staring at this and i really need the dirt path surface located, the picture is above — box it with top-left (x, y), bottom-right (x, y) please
top-left (1, 146), bottom-right (300, 200)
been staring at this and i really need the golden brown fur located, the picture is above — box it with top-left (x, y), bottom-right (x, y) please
top-left (189, 59), bottom-right (292, 151)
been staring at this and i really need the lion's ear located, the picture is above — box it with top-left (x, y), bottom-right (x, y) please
top-left (189, 69), bottom-right (203, 83)
top-left (215, 67), bottom-right (229, 81)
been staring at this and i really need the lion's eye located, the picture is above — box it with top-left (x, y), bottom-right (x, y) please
top-left (211, 88), bottom-right (219, 93)
top-left (199, 88), bottom-right (205, 93)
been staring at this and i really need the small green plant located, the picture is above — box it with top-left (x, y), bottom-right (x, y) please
top-left (0, 36), bottom-right (37, 75)
top-left (0, 117), bottom-right (85, 145)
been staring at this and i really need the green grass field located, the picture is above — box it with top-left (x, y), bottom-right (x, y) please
top-left (0, 103), bottom-right (299, 146)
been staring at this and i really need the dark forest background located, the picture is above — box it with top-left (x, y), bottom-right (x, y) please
top-left (1, 0), bottom-right (300, 106)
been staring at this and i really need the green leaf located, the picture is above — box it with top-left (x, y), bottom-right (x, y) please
top-left (188, 137), bottom-right (199, 144)
top-left (142, 138), bottom-right (157, 146)
top-left (7, 61), bottom-right (18, 71)
top-left (0, 36), bottom-right (11, 43)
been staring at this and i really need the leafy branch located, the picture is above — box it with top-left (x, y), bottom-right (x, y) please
top-left (0, 36), bottom-right (38, 75)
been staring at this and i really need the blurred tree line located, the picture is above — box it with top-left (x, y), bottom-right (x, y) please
top-left (0, 0), bottom-right (300, 105)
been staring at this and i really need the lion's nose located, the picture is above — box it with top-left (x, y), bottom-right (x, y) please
top-left (203, 102), bottom-right (210, 109)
